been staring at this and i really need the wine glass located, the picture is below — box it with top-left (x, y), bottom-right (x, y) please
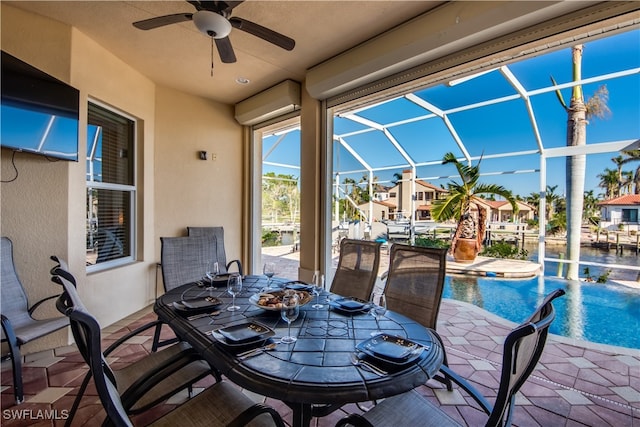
top-left (370, 292), bottom-right (387, 336)
top-left (280, 291), bottom-right (300, 344)
top-left (226, 274), bottom-right (242, 311)
top-left (311, 273), bottom-right (324, 309)
top-left (206, 261), bottom-right (220, 281)
top-left (205, 261), bottom-right (220, 296)
top-left (263, 262), bottom-right (277, 288)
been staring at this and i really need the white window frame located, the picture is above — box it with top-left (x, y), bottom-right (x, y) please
top-left (86, 99), bottom-right (136, 272)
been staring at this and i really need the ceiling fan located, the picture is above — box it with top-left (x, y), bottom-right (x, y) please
top-left (132, 1), bottom-right (295, 64)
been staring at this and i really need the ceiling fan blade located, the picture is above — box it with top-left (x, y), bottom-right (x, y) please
top-left (229, 17), bottom-right (295, 51)
top-left (215, 37), bottom-right (237, 63)
top-left (133, 13), bottom-right (193, 30)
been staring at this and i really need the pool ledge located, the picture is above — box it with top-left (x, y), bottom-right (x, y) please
top-left (442, 298), bottom-right (640, 355)
top-left (447, 255), bottom-right (541, 278)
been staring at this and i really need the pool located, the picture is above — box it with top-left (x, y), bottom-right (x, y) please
top-left (443, 275), bottom-right (640, 349)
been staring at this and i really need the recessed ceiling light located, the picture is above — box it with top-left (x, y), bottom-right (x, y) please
top-left (236, 77), bottom-right (250, 85)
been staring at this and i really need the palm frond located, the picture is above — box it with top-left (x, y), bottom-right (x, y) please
top-left (550, 75), bottom-right (568, 110)
top-left (585, 85), bottom-right (610, 120)
top-left (432, 192), bottom-right (463, 221)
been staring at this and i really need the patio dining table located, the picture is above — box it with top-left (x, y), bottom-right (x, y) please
top-left (154, 275), bottom-right (444, 427)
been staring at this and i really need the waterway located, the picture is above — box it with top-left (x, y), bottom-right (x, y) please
top-left (525, 242), bottom-right (639, 282)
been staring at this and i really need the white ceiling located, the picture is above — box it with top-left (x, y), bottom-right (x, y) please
top-left (6, 0), bottom-right (443, 105)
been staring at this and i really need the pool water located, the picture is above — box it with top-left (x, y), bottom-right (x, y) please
top-left (443, 275), bottom-right (640, 349)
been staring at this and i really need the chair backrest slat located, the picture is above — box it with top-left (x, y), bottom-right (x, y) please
top-left (1, 237), bottom-right (32, 329)
top-left (384, 244), bottom-right (447, 329)
top-left (186, 227), bottom-right (228, 271)
top-left (160, 235), bottom-right (217, 292)
top-left (330, 239), bottom-right (381, 302)
top-left (487, 288), bottom-right (565, 427)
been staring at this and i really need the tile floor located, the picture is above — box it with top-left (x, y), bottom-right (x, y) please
top-left (2, 297), bottom-right (638, 426)
top-left (2, 248), bottom-right (639, 426)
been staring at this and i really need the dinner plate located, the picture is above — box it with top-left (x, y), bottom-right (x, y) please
top-left (173, 296), bottom-right (223, 312)
top-left (210, 322), bottom-right (275, 346)
top-left (283, 281), bottom-right (314, 292)
top-left (329, 297), bottom-right (371, 313)
top-left (356, 334), bottom-right (425, 364)
top-left (249, 290), bottom-right (312, 311)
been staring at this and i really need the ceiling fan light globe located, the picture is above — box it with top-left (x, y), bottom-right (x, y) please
top-left (193, 10), bottom-right (231, 39)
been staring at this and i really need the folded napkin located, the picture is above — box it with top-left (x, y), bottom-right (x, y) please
top-left (218, 322), bottom-right (273, 343)
top-left (339, 299), bottom-right (366, 310)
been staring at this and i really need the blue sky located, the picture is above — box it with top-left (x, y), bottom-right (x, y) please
top-left (267, 29), bottom-right (640, 199)
top-left (1, 105), bottom-right (79, 161)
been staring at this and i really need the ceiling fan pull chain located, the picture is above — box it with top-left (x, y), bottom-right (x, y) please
top-left (210, 36), bottom-right (214, 76)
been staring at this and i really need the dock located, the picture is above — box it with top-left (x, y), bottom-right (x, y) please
top-left (590, 232), bottom-right (640, 254)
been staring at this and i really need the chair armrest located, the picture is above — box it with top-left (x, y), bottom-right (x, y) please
top-left (28, 294), bottom-right (61, 316)
top-left (335, 413), bottom-right (374, 427)
top-left (228, 403), bottom-right (286, 427)
top-left (226, 259), bottom-right (243, 277)
top-left (439, 365), bottom-right (493, 415)
top-left (1, 314), bottom-right (18, 345)
top-left (103, 319), bottom-right (164, 356)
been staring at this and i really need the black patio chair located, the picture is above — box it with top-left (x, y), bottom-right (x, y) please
top-left (187, 226), bottom-right (243, 276)
top-left (152, 234), bottom-right (218, 351)
top-left (383, 243), bottom-right (453, 390)
top-left (49, 258), bottom-right (215, 426)
top-left (330, 239), bottom-right (381, 302)
top-left (53, 271), bottom-right (285, 427)
top-left (0, 237), bottom-right (69, 404)
top-left (336, 288), bottom-right (565, 427)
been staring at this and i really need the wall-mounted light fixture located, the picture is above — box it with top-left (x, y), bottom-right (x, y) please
top-left (199, 151), bottom-right (207, 160)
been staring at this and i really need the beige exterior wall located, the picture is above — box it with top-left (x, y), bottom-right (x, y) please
top-left (298, 85), bottom-right (322, 282)
top-left (153, 85), bottom-right (242, 263)
top-left (1, 5), bottom-right (79, 352)
top-left (357, 202), bottom-right (392, 223)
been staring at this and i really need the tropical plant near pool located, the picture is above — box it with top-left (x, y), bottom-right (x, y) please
top-left (480, 242), bottom-right (528, 260)
top-left (432, 152), bottom-right (518, 262)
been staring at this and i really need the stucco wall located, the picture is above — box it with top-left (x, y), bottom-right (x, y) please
top-left (1, 4), bottom-right (79, 352)
top-left (153, 86), bottom-right (243, 268)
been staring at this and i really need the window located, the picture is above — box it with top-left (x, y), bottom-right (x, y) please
top-left (417, 192), bottom-right (423, 200)
top-left (86, 102), bottom-right (135, 268)
top-left (389, 192), bottom-right (396, 198)
top-left (622, 209), bottom-right (638, 223)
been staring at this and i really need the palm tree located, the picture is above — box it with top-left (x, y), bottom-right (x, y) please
top-left (582, 190), bottom-right (600, 226)
top-left (621, 149), bottom-right (640, 194)
top-left (551, 44), bottom-right (609, 280)
top-left (545, 185), bottom-right (562, 221)
top-left (432, 152), bottom-right (518, 262)
top-left (525, 192), bottom-right (541, 219)
top-left (621, 171), bottom-right (634, 195)
top-left (612, 155), bottom-right (626, 197)
top-left (597, 168), bottom-right (619, 199)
